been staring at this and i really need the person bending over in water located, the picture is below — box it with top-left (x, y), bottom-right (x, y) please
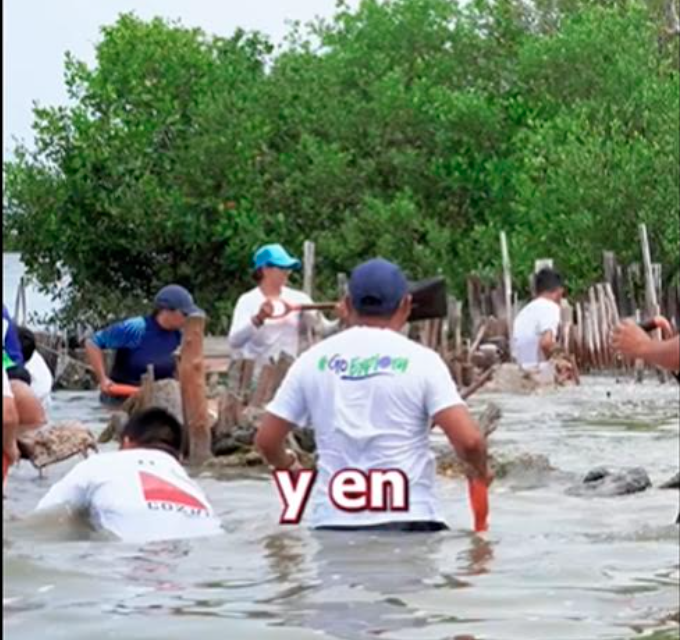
top-left (256, 258), bottom-right (491, 532)
top-left (36, 408), bottom-right (223, 542)
top-left (85, 284), bottom-right (202, 400)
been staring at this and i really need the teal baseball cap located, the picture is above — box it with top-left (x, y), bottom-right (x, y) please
top-left (253, 244), bottom-right (301, 271)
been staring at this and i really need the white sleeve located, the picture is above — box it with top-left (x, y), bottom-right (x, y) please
top-left (228, 294), bottom-right (262, 350)
top-left (36, 460), bottom-right (92, 513)
top-left (266, 356), bottom-right (310, 428)
top-left (537, 304), bottom-right (561, 334)
top-left (424, 354), bottom-right (466, 418)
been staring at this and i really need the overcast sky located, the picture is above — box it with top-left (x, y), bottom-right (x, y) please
top-left (3, 0), bottom-right (358, 158)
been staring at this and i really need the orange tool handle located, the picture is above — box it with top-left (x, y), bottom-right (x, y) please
top-left (468, 478), bottom-right (489, 532)
top-left (105, 383), bottom-right (141, 398)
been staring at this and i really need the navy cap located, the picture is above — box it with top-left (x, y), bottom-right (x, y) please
top-left (154, 285), bottom-right (203, 317)
top-left (349, 258), bottom-right (409, 316)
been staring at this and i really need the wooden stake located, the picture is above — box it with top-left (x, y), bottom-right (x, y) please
top-left (303, 240), bottom-right (316, 299)
top-left (179, 315), bottom-right (212, 465)
top-left (639, 224), bottom-right (659, 316)
top-left (500, 232), bottom-right (514, 352)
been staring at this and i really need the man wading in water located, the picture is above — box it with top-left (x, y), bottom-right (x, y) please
top-left (256, 258), bottom-right (491, 532)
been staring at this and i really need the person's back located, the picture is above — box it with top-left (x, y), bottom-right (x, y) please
top-left (270, 325), bottom-right (463, 528)
top-left (512, 297), bottom-right (561, 367)
top-left (512, 268), bottom-right (565, 368)
top-left (258, 258), bottom-right (489, 532)
top-left (36, 408), bottom-right (222, 542)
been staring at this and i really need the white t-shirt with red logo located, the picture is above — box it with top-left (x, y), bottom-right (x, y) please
top-left (267, 326), bottom-right (465, 528)
top-left (36, 449), bottom-right (223, 542)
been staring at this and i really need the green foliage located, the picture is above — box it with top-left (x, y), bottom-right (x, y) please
top-left (4, 1), bottom-right (679, 330)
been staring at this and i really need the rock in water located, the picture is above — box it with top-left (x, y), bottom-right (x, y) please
top-left (18, 421), bottom-right (98, 471)
top-left (659, 472), bottom-right (680, 489)
top-left (567, 467), bottom-right (652, 497)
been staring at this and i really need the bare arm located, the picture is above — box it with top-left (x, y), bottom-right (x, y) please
top-left (613, 321), bottom-right (679, 371)
top-left (255, 413), bottom-right (299, 470)
top-left (85, 339), bottom-right (111, 389)
top-left (10, 380), bottom-right (46, 430)
top-left (433, 405), bottom-right (491, 484)
top-left (539, 330), bottom-right (556, 359)
top-left (3, 395), bottom-right (20, 463)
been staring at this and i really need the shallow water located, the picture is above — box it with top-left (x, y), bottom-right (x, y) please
top-left (3, 376), bottom-right (679, 640)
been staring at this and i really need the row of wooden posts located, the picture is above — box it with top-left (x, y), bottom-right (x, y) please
top-left (412, 223), bottom-right (678, 376)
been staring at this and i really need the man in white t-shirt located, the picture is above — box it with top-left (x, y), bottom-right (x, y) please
top-left (36, 408), bottom-right (223, 542)
top-left (256, 258), bottom-right (490, 532)
top-left (512, 268), bottom-right (565, 369)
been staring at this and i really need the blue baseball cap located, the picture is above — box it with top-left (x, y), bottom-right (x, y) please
top-left (253, 244), bottom-right (301, 271)
top-left (154, 284), bottom-right (203, 317)
top-left (349, 258), bottom-right (409, 316)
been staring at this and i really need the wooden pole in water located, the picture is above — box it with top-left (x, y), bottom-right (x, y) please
top-left (179, 314), bottom-right (212, 465)
top-left (500, 232), bottom-right (514, 355)
top-left (303, 240), bottom-right (316, 299)
top-left (639, 224), bottom-right (660, 317)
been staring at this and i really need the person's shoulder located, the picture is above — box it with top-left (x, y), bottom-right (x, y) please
top-left (68, 450), bottom-right (119, 478)
top-left (283, 287), bottom-right (311, 304)
top-left (235, 287), bottom-right (262, 306)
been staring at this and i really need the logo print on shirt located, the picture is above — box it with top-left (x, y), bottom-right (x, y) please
top-left (318, 354), bottom-right (410, 380)
top-left (139, 471), bottom-right (208, 513)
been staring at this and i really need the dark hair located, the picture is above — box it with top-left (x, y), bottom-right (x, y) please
top-left (17, 326), bottom-right (37, 362)
top-left (535, 268), bottom-right (564, 295)
top-left (122, 408), bottom-right (185, 460)
top-left (253, 268), bottom-right (264, 283)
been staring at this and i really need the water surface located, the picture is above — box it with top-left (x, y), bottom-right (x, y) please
top-left (3, 377), bottom-right (679, 640)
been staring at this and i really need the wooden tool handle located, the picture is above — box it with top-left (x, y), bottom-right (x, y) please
top-left (297, 303), bottom-right (338, 312)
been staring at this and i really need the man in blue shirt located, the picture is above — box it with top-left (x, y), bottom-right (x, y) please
top-left (85, 285), bottom-right (202, 396)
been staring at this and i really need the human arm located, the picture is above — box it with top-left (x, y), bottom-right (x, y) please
top-left (10, 380), bottom-right (46, 430)
top-left (433, 405), bottom-right (491, 484)
top-left (228, 296), bottom-right (274, 350)
top-left (255, 356), bottom-right (309, 469)
top-left (3, 371), bottom-right (20, 464)
top-left (255, 414), bottom-right (300, 470)
top-left (539, 330), bottom-right (557, 359)
top-left (35, 460), bottom-right (91, 513)
top-left (613, 320), bottom-right (680, 371)
top-left (426, 354), bottom-right (491, 484)
top-left (85, 339), bottom-right (112, 390)
top-left (86, 318), bottom-right (146, 389)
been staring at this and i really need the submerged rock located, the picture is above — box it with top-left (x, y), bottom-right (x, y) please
top-left (659, 472), bottom-right (680, 490)
top-left (566, 467), bottom-right (652, 497)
